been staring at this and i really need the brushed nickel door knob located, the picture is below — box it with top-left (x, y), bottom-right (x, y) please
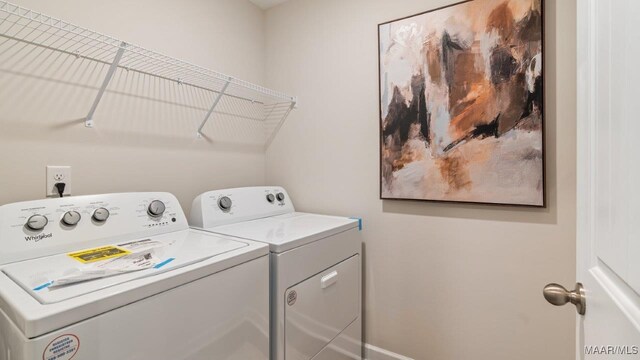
top-left (543, 282), bottom-right (586, 315)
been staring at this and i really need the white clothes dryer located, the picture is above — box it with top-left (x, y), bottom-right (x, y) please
top-left (190, 186), bottom-right (362, 360)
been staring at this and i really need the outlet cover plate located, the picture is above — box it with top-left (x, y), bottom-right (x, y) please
top-left (46, 166), bottom-right (71, 197)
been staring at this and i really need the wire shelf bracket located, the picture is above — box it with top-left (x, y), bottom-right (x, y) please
top-left (0, 1), bottom-right (297, 147)
top-left (85, 41), bottom-right (127, 128)
top-left (197, 77), bottom-right (231, 138)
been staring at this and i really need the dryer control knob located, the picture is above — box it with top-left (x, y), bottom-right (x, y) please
top-left (26, 214), bottom-right (48, 231)
top-left (266, 194), bottom-right (275, 203)
top-left (147, 200), bottom-right (166, 217)
top-left (92, 207), bottom-right (110, 222)
top-left (62, 211), bottom-right (81, 226)
top-left (276, 192), bottom-right (285, 202)
top-left (218, 196), bottom-right (232, 211)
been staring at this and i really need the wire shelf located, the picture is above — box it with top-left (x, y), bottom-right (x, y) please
top-left (0, 1), bottom-right (296, 147)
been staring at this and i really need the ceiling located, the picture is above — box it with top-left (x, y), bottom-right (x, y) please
top-left (249, 0), bottom-right (290, 10)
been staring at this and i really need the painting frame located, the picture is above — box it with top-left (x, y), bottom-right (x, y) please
top-left (378, 0), bottom-right (546, 207)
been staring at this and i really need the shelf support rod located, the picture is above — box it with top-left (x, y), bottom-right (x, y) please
top-left (197, 77), bottom-right (231, 137)
top-left (85, 41), bottom-right (127, 128)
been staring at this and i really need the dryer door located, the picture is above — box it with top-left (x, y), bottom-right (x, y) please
top-left (284, 255), bottom-right (360, 360)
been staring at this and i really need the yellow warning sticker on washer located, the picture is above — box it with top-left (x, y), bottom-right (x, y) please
top-left (68, 246), bottom-right (130, 263)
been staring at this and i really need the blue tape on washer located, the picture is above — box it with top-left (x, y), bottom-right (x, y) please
top-left (349, 217), bottom-right (362, 231)
top-left (33, 281), bottom-right (53, 291)
top-left (154, 258), bottom-right (175, 269)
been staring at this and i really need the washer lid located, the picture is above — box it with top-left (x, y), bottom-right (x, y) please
top-left (0, 229), bottom-right (268, 339)
top-left (3, 231), bottom-right (247, 305)
top-left (209, 212), bottom-right (358, 253)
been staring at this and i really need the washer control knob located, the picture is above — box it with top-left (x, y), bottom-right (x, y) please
top-left (266, 194), bottom-right (275, 203)
top-left (62, 211), bottom-right (81, 226)
top-left (92, 207), bottom-right (110, 222)
top-left (218, 196), bottom-right (232, 211)
top-left (147, 200), bottom-right (166, 217)
top-left (26, 214), bottom-right (48, 231)
top-left (276, 192), bottom-right (285, 202)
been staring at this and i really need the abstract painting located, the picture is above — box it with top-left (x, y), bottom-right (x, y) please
top-left (379, 0), bottom-right (544, 206)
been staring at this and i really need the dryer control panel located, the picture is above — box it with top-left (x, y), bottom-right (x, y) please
top-left (190, 186), bottom-right (295, 228)
top-left (0, 193), bottom-right (188, 265)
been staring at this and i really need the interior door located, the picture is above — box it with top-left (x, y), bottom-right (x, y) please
top-left (572, 0), bottom-right (640, 358)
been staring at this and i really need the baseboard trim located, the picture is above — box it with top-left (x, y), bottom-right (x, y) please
top-left (364, 343), bottom-right (414, 360)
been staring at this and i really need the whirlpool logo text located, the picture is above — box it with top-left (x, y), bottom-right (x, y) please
top-left (24, 233), bottom-right (52, 242)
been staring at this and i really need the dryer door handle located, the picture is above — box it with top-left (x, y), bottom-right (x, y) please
top-left (321, 271), bottom-right (338, 289)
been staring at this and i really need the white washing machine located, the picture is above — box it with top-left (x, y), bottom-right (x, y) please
top-left (190, 186), bottom-right (362, 360)
top-left (0, 192), bottom-right (270, 360)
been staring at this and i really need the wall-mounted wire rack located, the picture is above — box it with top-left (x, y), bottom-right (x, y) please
top-left (0, 1), bottom-right (296, 147)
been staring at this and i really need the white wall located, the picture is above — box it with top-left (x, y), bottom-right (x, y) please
top-left (265, 0), bottom-right (576, 359)
top-left (0, 0), bottom-right (266, 214)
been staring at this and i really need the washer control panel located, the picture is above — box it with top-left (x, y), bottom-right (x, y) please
top-left (190, 186), bottom-right (294, 228)
top-left (0, 192), bottom-right (188, 265)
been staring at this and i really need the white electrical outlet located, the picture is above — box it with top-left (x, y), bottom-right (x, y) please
top-left (46, 166), bottom-right (71, 197)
